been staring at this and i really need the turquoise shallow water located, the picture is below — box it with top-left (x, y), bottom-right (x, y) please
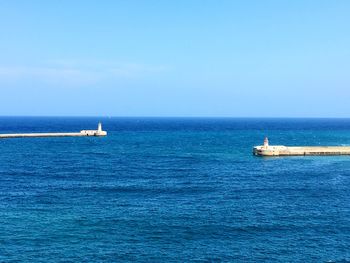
top-left (1, 117), bottom-right (350, 262)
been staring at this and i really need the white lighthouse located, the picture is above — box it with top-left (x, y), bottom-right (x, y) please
top-left (96, 122), bottom-right (107, 136)
top-left (80, 123), bottom-right (107, 136)
top-left (263, 137), bottom-right (269, 148)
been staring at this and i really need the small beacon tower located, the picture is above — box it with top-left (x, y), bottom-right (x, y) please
top-left (96, 122), bottom-right (107, 136)
top-left (79, 123), bottom-right (107, 136)
top-left (264, 137), bottom-right (269, 149)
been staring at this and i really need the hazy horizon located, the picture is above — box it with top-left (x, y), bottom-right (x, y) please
top-left (2, 115), bottom-right (350, 119)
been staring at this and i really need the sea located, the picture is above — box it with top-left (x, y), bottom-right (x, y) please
top-left (0, 117), bottom-right (350, 262)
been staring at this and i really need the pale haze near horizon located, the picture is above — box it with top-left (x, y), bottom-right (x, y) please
top-left (0, 0), bottom-right (349, 117)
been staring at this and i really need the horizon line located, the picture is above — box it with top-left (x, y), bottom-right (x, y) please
top-left (0, 115), bottom-right (350, 119)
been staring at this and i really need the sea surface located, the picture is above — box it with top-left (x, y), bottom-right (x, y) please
top-left (1, 117), bottom-right (350, 262)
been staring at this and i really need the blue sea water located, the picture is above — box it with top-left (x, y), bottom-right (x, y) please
top-left (1, 117), bottom-right (350, 262)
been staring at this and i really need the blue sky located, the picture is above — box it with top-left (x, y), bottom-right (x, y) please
top-left (0, 0), bottom-right (349, 117)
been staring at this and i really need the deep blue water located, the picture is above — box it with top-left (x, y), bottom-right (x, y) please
top-left (1, 117), bottom-right (350, 262)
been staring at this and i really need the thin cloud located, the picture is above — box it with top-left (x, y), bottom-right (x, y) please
top-left (0, 60), bottom-right (170, 86)
top-left (108, 63), bottom-right (169, 78)
top-left (0, 66), bottom-right (99, 86)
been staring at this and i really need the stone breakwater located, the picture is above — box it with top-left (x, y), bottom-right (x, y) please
top-left (253, 145), bottom-right (350, 156)
top-left (0, 123), bottom-right (107, 139)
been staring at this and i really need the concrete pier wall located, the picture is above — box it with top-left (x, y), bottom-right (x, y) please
top-left (0, 123), bottom-right (107, 139)
top-left (253, 145), bottom-right (350, 156)
top-left (0, 132), bottom-right (83, 138)
top-left (0, 131), bottom-right (107, 139)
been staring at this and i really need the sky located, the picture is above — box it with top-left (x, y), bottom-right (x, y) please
top-left (0, 0), bottom-right (349, 117)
